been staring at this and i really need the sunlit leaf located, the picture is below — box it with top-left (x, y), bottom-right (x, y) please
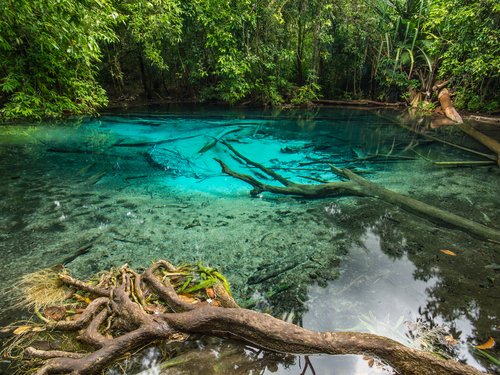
top-left (440, 250), bottom-right (456, 256)
top-left (206, 287), bottom-right (215, 299)
top-left (13, 326), bottom-right (32, 335)
top-left (178, 293), bottom-right (198, 304)
top-left (443, 335), bottom-right (458, 345)
top-left (476, 337), bottom-right (495, 350)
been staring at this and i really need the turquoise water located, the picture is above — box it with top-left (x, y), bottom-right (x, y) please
top-left (1, 104), bottom-right (499, 374)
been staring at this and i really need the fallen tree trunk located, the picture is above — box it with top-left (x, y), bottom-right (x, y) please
top-left (6, 261), bottom-right (484, 375)
top-left (434, 82), bottom-right (463, 123)
top-left (466, 115), bottom-right (500, 124)
top-left (214, 141), bottom-right (500, 243)
top-left (455, 122), bottom-right (500, 167)
top-left (371, 109), bottom-right (498, 162)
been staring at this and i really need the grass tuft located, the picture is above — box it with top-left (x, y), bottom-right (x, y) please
top-left (9, 268), bottom-right (69, 312)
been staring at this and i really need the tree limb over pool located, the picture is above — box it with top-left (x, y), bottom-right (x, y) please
top-left (8, 261), bottom-right (484, 375)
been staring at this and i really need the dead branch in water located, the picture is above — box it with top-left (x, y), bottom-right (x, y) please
top-left (215, 141), bottom-right (500, 243)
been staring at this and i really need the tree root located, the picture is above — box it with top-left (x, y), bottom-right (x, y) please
top-left (214, 141), bottom-right (500, 243)
top-left (3, 260), bottom-right (486, 375)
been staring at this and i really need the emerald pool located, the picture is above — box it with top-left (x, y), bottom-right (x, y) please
top-left (1, 104), bottom-right (499, 374)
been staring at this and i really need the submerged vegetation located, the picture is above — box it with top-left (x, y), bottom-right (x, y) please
top-left (0, 0), bottom-right (499, 119)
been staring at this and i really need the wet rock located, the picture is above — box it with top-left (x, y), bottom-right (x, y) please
top-left (281, 146), bottom-right (302, 154)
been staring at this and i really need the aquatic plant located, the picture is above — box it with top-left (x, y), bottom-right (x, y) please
top-left (174, 259), bottom-right (232, 297)
top-left (405, 318), bottom-right (458, 359)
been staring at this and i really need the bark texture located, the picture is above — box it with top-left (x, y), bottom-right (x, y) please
top-left (9, 261), bottom-right (486, 375)
top-left (435, 86), bottom-right (463, 123)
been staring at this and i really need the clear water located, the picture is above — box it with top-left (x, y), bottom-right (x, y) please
top-left (1, 104), bottom-right (500, 374)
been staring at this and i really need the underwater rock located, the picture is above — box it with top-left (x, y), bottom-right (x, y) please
top-left (312, 143), bottom-right (331, 151)
top-left (281, 146), bottom-right (302, 154)
top-left (146, 147), bottom-right (180, 173)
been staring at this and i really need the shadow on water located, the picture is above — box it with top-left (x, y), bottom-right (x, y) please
top-left (1, 104), bottom-right (500, 374)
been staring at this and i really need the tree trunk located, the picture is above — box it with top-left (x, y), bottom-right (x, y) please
top-left (435, 85), bottom-right (462, 123)
top-left (138, 50), bottom-right (152, 100)
top-left (456, 122), bottom-right (500, 167)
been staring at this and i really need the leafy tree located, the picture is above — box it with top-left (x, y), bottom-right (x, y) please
top-left (371, 0), bottom-right (433, 102)
top-left (1, 0), bottom-right (499, 117)
top-left (425, 0), bottom-right (500, 111)
top-left (107, 0), bottom-right (183, 99)
top-left (0, 0), bottom-right (119, 120)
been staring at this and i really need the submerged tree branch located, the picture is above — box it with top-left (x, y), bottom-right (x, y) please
top-left (214, 143), bottom-right (500, 243)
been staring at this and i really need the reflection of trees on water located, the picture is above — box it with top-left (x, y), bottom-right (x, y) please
top-left (348, 206), bottom-right (499, 371)
top-left (360, 214), bottom-right (408, 260)
top-left (114, 338), bottom-right (295, 375)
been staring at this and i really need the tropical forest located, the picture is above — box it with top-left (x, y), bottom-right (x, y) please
top-left (0, 0), bottom-right (500, 375)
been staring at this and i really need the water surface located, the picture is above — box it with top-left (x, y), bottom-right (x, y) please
top-left (1, 104), bottom-right (499, 374)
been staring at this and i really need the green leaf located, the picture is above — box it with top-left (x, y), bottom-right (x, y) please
top-left (178, 277), bottom-right (192, 293)
top-left (184, 279), bottom-right (215, 294)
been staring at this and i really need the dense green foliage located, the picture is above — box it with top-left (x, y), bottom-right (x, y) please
top-left (0, 0), bottom-right (499, 119)
top-left (426, 0), bottom-right (500, 111)
top-left (0, 0), bottom-right (118, 119)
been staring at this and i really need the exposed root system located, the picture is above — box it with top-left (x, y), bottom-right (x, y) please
top-left (0, 260), bottom-right (484, 375)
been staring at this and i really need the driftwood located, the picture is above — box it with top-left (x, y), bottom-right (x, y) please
top-left (214, 141), bottom-right (500, 243)
top-left (114, 134), bottom-right (199, 148)
top-left (432, 81), bottom-right (450, 92)
top-left (466, 115), bottom-right (500, 124)
top-left (7, 261), bottom-right (484, 375)
top-left (436, 88), bottom-right (463, 123)
top-left (371, 109), bottom-right (499, 163)
top-left (431, 83), bottom-right (500, 166)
